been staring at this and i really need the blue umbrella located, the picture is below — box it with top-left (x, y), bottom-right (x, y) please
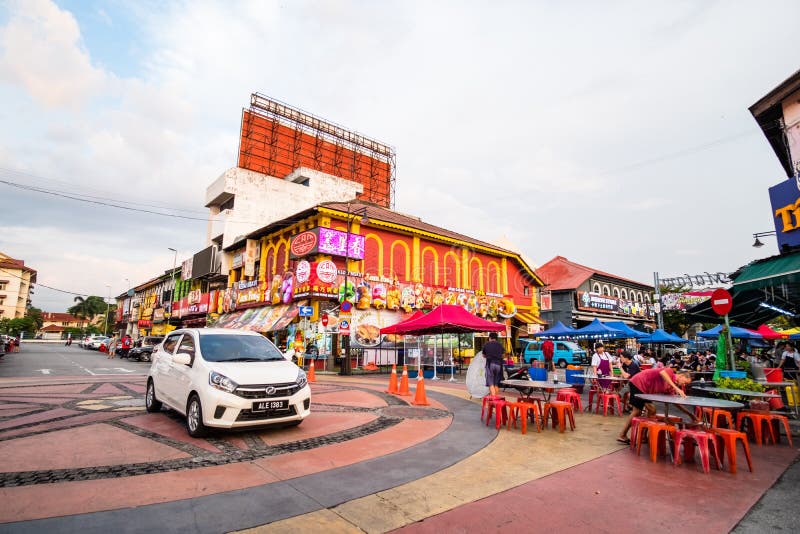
top-left (639, 329), bottom-right (688, 344)
top-left (571, 319), bottom-right (627, 339)
top-left (604, 321), bottom-right (650, 339)
top-left (530, 321), bottom-right (576, 339)
top-left (696, 324), bottom-right (762, 340)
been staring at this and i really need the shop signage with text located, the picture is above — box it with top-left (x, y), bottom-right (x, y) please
top-left (289, 227), bottom-right (365, 259)
top-left (769, 177), bottom-right (800, 249)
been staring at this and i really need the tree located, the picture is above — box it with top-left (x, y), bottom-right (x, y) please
top-left (26, 306), bottom-right (44, 330)
top-left (68, 296), bottom-right (108, 321)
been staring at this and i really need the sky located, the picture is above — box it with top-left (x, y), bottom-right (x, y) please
top-left (1, 0), bottom-right (798, 313)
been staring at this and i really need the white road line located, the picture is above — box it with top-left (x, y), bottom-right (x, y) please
top-left (37, 369), bottom-right (52, 375)
top-left (57, 353), bottom-right (96, 376)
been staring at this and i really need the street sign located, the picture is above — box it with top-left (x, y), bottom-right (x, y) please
top-left (321, 314), bottom-right (329, 327)
top-left (298, 305), bottom-right (313, 317)
top-left (339, 319), bottom-right (350, 335)
top-left (710, 288), bottom-right (733, 316)
top-left (340, 301), bottom-right (352, 313)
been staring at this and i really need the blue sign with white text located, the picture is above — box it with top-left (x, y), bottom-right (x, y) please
top-left (769, 177), bottom-right (800, 250)
top-left (298, 306), bottom-right (314, 317)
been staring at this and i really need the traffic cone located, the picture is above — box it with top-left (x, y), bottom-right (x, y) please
top-left (397, 365), bottom-right (411, 396)
top-left (385, 364), bottom-right (398, 394)
top-left (307, 358), bottom-right (316, 383)
top-left (411, 375), bottom-right (430, 406)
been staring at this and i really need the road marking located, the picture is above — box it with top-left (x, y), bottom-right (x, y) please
top-left (36, 369), bottom-right (52, 375)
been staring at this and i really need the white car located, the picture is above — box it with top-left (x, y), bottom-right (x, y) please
top-left (145, 328), bottom-right (311, 437)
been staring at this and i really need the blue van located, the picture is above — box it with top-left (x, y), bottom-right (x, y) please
top-left (519, 339), bottom-right (589, 368)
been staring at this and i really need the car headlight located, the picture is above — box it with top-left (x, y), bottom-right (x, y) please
top-left (209, 371), bottom-right (239, 393)
top-left (296, 368), bottom-right (308, 389)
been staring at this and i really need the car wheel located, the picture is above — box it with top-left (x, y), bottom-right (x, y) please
top-left (145, 379), bottom-right (162, 413)
top-left (142, 354), bottom-right (150, 362)
top-left (186, 394), bottom-right (208, 438)
top-left (557, 359), bottom-right (568, 369)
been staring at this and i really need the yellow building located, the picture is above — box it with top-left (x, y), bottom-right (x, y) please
top-left (0, 252), bottom-right (37, 319)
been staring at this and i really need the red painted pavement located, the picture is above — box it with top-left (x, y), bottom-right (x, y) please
top-left (121, 414), bottom-right (221, 453)
top-left (0, 423), bottom-right (190, 472)
top-left (91, 383), bottom-right (125, 395)
top-left (259, 411), bottom-right (378, 446)
top-left (392, 445), bottom-right (800, 533)
top-left (0, 408), bottom-right (81, 430)
top-left (0, 411), bottom-right (120, 439)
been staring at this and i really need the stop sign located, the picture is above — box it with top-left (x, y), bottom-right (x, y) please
top-left (710, 288), bottom-right (733, 316)
top-left (321, 314), bottom-right (329, 327)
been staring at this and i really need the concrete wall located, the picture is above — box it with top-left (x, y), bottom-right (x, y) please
top-left (0, 266), bottom-right (31, 319)
top-left (206, 167), bottom-right (363, 249)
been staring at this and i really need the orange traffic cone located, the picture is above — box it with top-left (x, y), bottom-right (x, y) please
top-left (397, 365), bottom-right (411, 396)
top-left (385, 364), bottom-right (398, 394)
top-left (411, 375), bottom-right (430, 406)
top-left (307, 358), bottom-right (316, 383)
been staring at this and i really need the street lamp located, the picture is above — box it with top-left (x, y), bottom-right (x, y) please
top-left (103, 284), bottom-right (110, 337)
top-left (168, 248), bottom-right (178, 309)
top-left (339, 202), bottom-right (369, 376)
top-left (752, 231), bottom-right (776, 248)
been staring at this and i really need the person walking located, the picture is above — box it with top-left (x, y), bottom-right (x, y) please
top-left (483, 332), bottom-right (505, 397)
top-left (778, 342), bottom-right (800, 381)
top-left (106, 335), bottom-right (119, 359)
top-left (542, 338), bottom-right (555, 372)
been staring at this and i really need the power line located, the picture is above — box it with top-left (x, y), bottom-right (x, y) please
top-left (0, 268), bottom-right (91, 297)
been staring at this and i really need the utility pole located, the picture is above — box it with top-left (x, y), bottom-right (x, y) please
top-left (653, 272), bottom-right (664, 331)
top-left (103, 284), bottom-right (110, 337)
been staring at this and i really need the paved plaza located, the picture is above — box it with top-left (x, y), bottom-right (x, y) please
top-left (0, 347), bottom-right (797, 533)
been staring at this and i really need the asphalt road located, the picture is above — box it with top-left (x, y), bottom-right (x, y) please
top-left (0, 343), bottom-right (150, 378)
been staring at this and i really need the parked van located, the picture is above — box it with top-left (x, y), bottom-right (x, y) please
top-left (518, 339), bottom-right (589, 368)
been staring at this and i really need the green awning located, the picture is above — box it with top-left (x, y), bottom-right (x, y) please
top-left (731, 251), bottom-right (800, 292)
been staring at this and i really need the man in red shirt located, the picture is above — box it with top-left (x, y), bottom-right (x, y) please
top-left (542, 339), bottom-right (555, 372)
top-left (617, 367), bottom-right (695, 444)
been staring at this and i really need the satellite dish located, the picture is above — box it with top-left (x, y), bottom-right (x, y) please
top-left (466, 352), bottom-right (490, 399)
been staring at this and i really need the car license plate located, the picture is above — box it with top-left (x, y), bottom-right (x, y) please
top-left (252, 400), bottom-right (289, 412)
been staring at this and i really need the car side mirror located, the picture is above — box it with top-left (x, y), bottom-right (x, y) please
top-left (173, 352), bottom-right (192, 366)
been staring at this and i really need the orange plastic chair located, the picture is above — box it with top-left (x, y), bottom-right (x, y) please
top-left (557, 389), bottom-right (583, 412)
top-left (629, 416), bottom-right (651, 451)
top-left (646, 423), bottom-right (677, 463)
top-left (712, 428), bottom-right (753, 474)
top-left (506, 400), bottom-right (541, 434)
top-left (543, 400), bottom-right (575, 433)
top-left (766, 414), bottom-right (793, 446)
top-left (737, 411), bottom-right (776, 445)
top-left (701, 407), bottom-right (733, 429)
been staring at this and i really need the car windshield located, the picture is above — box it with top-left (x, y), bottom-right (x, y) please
top-left (199, 334), bottom-right (285, 362)
top-left (563, 341), bottom-right (584, 352)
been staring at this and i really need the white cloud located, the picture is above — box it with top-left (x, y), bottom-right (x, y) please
top-left (0, 0), bottom-right (109, 108)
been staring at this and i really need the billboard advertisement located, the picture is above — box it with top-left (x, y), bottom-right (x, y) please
top-left (769, 177), bottom-right (800, 250)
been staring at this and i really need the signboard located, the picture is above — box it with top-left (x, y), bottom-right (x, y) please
top-left (660, 291), bottom-right (714, 311)
top-left (540, 293), bottom-right (552, 311)
top-left (769, 178), bottom-right (800, 250)
top-left (298, 305), bottom-right (313, 317)
top-left (341, 301), bottom-right (353, 314)
top-left (182, 257), bottom-right (193, 280)
top-left (289, 227), bottom-right (365, 259)
top-left (339, 319), bottom-right (350, 335)
top-left (296, 260), bottom-right (311, 283)
top-left (232, 253), bottom-right (243, 269)
top-left (710, 288), bottom-right (733, 316)
top-left (244, 239), bottom-right (259, 277)
top-left (153, 308), bottom-right (165, 323)
top-left (321, 314), bottom-right (329, 326)
top-left (577, 291), bottom-right (653, 318)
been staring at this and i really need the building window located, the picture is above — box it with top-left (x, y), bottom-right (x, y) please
top-left (523, 286), bottom-right (530, 297)
top-left (0, 282), bottom-right (6, 291)
top-left (644, 294), bottom-right (651, 303)
top-left (219, 196), bottom-right (235, 211)
top-left (632, 292), bottom-right (640, 303)
top-left (612, 287), bottom-right (620, 298)
top-left (621, 289), bottom-right (628, 299)
top-left (592, 283), bottom-right (601, 294)
top-left (602, 285), bottom-right (610, 296)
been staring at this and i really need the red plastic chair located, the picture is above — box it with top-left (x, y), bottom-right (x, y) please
top-left (629, 416), bottom-right (651, 451)
top-left (674, 429), bottom-right (722, 473)
top-left (556, 389), bottom-right (583, 412)
top-left (481, 395), bottom-right (504, 422)
top-left (485, 398), bottom-right (510, 430)
top-left (596, 392), bottom-right (622, 417)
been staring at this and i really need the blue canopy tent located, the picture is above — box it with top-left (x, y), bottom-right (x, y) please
top-left (529, 321), bottom-right (576, 339)
top-left (571, 319), bottom-right (627, 339)
top-left (638, 329), bottom-right (688, 344)
top-left (696, 325), bottom-right (763, 340)
top-left (604, 321), bottom-right (650, 339)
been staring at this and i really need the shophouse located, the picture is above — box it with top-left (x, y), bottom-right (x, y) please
top-left (535, 256), bottom-right (655, 331)
top-left (0, 252), bottom-right (36, 319)
top-left (213, 200), bottom-right (545, 369)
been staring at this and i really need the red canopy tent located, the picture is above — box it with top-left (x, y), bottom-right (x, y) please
top-left (379, 304), bottom-right (505, 335)
top-left (754, 324), bottom-right (789, 340)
